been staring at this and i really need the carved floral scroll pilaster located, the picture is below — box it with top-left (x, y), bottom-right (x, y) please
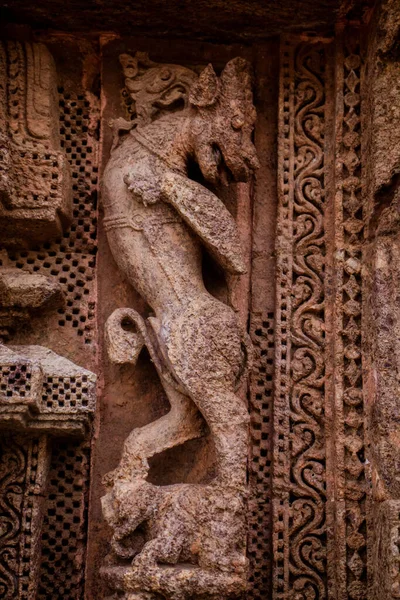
top-left (0, 435), bottom-right (50, 600)
top-left (274, 37), bottom-right (328, 600)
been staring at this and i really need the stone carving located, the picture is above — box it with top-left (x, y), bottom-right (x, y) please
top-left (5, 88), bottom-right (99, 346)
top-left (0, 435), bottom-right (50, 600)
top-left (274, 38), bottom-right (327, 599)
top-left (333, 31), bottom-right (367, 600)
top-left (247, 313), bottom-right (274, 600)
top-left (101, 52), bottom-right (258, 599)
top-left (0, 344), bottom-right (96, 435)
top-left (0, 261), bottom-right (64, 340)
top-left (0, 38), bottom-right (96, 600)
top-left (0, 40), bottom-right (76, 339)
top-left (0, 346), bottom-right (96, 599)
top-left (0, 40), bottom-right (71, 248)
top-left (36, 437), bottom-right (91, 600)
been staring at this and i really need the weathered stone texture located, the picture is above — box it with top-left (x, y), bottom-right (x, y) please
top-left (0, 41), bottom-right (72, 248)
top-left (99, 51), bottom-right (258, 600)
top-left (0, 1), bottom-right (399, 599)
top-left (0, 36), bottom-right (97, 600)
top-left (366, 0), bottom-right (400, 195)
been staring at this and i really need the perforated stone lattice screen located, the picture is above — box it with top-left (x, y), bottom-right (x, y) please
top-left (37, 438), bottom-right (90, 600)
top-left (2, 14), bottom-right (397, 599)
top-left (6, 88), bottom-right (98, 346)
top-left (248, 313), bottom-right (274, 600)
top-left (41, 373), bottom-right (94, 412)
top-left (0, 363), bottom-right (32, 399)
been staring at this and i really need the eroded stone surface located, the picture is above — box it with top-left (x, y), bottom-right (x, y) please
top-left (101, 53), bottom-right (258, 599)
top-left (0, 344), bottom-right (96, 435)
top-left (0, 40), bottom-right (72, 248)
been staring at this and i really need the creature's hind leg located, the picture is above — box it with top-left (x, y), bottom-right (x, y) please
top-left (184, 381), bottom-right (249, 489)
top-left (112, 378), bottom-right (205, 483)
top-left (104, 309), bottom-right (205, 485)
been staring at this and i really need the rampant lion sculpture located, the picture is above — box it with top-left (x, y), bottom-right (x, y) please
top-left (101, 52), bottom-right (259, 600)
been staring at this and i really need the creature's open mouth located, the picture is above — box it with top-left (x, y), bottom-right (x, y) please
top-left (213, 144), bottom-right (238, 185)
top-left (213, 144), bottom-right (233, 185)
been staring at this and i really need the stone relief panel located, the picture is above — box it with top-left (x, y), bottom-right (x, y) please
top-left (98, 54), bottom-right (258, 598)
top-left (98, 50), bottom-right (259, 599)
top-left (0, 435), bottom-right (49, 600)
top-left (0, 41), bottom-right (72, 248)
top-left (273, 21), bottom-right (398, 600)
top-left (0, 36), bottom-right (98, 600)
top-left (274, 37), bottom-right (329, 600)
top-left (332, 29), bottom-right (367, 600)
top-left (0, 6), bottom-right (398, 599)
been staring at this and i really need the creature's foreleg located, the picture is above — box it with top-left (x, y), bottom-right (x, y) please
top-left (161, 170), bottom-right (246, 275)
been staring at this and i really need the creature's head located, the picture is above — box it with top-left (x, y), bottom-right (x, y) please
top-left (119, 53), bottom-right (259, 184)
top-left (102, 479), bottom-right (160, 559)
top-left (120, 52), bottom-right (197, 126)
top-left (188, 58), bottom-right (260, 184)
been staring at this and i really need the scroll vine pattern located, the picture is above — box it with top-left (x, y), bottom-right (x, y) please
top-left (274, 40), bottom-right (327, 600)
top-left (339, 37), bottom-right (367, 600)
top-left (0, 437), bottom-right (27, 600)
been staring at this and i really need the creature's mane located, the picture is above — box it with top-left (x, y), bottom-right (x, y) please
top-left (120, 52), bottom-right (198, 127)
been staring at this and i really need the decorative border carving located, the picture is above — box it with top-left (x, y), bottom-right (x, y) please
top-left (0, 435), bottom-right (49, 600)
top-left (274, 37), bottom-right (328, 599)
top-left (333, 30), bottom-right (367, 600)
top-left (248, 312), bottom-right (274, 600)
top-left (37, 439), bottom-right (91, 600)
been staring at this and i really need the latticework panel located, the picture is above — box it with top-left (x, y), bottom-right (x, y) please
top-left (248, 312), bottom-right (274, 600)
top-left (7, 88), bottom-right (98, 346)
top-left (37, 439), bottom-right (90, 600)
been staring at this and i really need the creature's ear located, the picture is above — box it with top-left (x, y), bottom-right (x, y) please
top-left (189, 64), bottom-right (219, 107)
top-left (220, 57), bottom-right (252, 98)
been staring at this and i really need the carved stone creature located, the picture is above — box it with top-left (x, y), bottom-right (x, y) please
top-left (101, 52), bottom-right (258, 599)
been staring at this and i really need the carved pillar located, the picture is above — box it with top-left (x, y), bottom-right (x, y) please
top-left (331, 28), bottom-right (367, 600)
top-left (0, 37), bottom-right (98, 600)
top-left (274, 36), bottom-right (333, 599)
top-left (273, 13), bottom-right (399, 600)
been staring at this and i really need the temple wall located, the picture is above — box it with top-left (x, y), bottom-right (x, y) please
top-left (0, 1), bottom-right (399, 598)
